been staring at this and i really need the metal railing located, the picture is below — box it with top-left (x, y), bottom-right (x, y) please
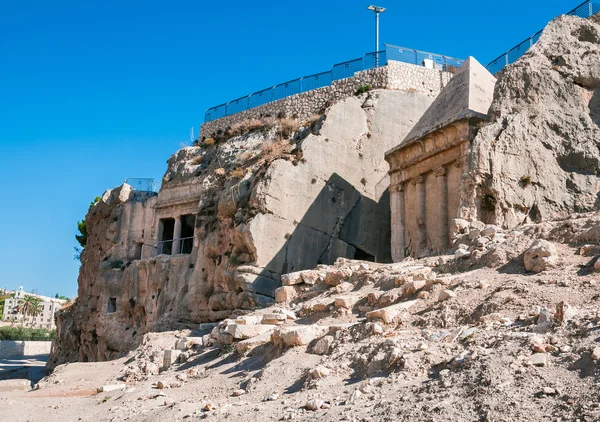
top-left (125, 178), bottom-right (160, 193)
top-left (385, 44), bottom-right (464, 71)
top-left (153, 237), bottom-right (194, 256)
top-left (204, 46), bottom-right (464, 123)
top-left (486, 0), bottom-right (600, 74)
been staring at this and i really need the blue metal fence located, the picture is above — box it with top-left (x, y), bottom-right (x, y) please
top-left (125, 178), bottom-right (160, 193)
top-left (486, 0), bottom-right (600, 74)
top-left (205, 0), bottom-right (600, 123)
top-left (204, 46), bottom-right (463, 122)
top-left (386, 45), bottom-right (463, 70)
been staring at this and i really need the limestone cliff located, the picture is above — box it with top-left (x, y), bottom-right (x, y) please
top-left (49, 85), bottom-right (441, 367)
top-left (463, 14), bottom-right (600, 227)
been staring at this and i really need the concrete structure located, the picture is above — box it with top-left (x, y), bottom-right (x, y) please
top-left (2, 286), bottom-right (67, 329)
top-left (200, 60), bottom-right (454, 139)
top-left (385, 57), bottom-right (496, 260)
top-left (0, 341), bottom-right (52, 358)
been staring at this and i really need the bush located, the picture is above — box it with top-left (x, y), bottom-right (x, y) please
top-left (229, 167), bottom-right (244, 179)
top-left (355, 85), bottom-right (372, 96)
top-left (520, 175), bottom-right (532, 187)
top-left (227, 119), bottom-right (266, 138)
top-left (203, 138), bottom-right (216, 146)
top-left (0, 326), bottom-right (56, 341)
top-left (279, 117), bottom-right (299, 138)
top-left (190, 155), bottom-right (204, 165)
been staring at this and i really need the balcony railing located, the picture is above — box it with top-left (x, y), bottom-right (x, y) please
top-left (143, 237), bottom-right (194, 257)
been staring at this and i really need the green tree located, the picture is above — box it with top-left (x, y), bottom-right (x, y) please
top-left (74, 196), bottom-right (101, 261)
top-left (18, 295), bottom-right (43, 327)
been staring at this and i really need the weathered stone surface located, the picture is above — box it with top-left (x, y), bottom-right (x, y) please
top-left (529, 353), bottom-right (548, 367)
top-left (312, 335), bottom-right (335, 355)
top-left (365, 300), bottom-right (419, 324)
top-left (224, 324), bottom-right (276, 340)
top-left (580, 244), bottom-right (600, 257)
top-left (163, 349), bottom-right (182, 368)
top-left (524, 240), bottom-right (558, 273)
top-left (235, 315), bottom-right (262, 325)
top-left (399, 57), bottom-right (496, 148)
top-left (334, 296), bottom-right (360, 309)
top-left (272, 326), bottom-right (329, 347)
top-left (235, 332), bottom-right (272, 354)
top-left (260, 313), bottom-right (286, 325)
top-left (324, 269), bottom-right (353, 286)
top-left (463, 15), bottom-right (600, 227)
top-left (274, 286), bottom-right (302, 303)
top-left (281, 272), bottom-right (304, 286)
top-left (234, 271), bottom-right (280, 298)
top-left (438, 290), bottom-right (457, 302)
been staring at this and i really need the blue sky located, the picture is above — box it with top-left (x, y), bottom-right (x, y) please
top-left (0, 0), bottom-right (583, 297)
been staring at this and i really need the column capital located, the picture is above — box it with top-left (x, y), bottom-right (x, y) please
top-left (434, 167), bottom-right (446, 177)
top-left (391, 183), bottom-right (404, 193)
top-left (412, 175), bottom-right (424, 185)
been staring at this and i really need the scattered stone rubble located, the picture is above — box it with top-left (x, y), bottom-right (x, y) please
top-left (31, 210), bottom-right (600, 421)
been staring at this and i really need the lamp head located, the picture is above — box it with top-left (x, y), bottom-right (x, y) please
top-left (367, 5), bottom-right (386, 12)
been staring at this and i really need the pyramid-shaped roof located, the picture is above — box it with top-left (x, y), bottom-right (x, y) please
top-left (390, 56), bottom-right (496, 152)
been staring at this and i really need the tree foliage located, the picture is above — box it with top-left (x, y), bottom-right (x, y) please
top-left (18, 295), bottom-right (43, 318)
top-left (74, 196), bottom-right (101, 261)
top-left (0, 326), bottom-right (56, 341)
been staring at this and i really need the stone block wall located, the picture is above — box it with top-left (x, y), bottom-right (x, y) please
top-left (0, 340), bottom-right (52, 358)
top-left (200, 61), bottom-right (453, 139)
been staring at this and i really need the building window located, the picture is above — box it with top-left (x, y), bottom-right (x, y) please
top-left (107, 298), bottom-right (117, 314)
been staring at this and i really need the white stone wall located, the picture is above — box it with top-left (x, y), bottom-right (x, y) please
top-left (200, 61), bottom-right (453, 139)
top-left (0, 340), bottom-right (52, 358)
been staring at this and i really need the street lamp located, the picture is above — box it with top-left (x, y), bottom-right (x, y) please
top-left (367, 5), bottom-right (386, 66)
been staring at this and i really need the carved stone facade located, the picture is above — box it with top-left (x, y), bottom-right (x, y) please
top-left (385, 57), bottom-right (496, 260)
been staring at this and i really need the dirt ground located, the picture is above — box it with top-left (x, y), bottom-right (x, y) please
top-left (4, 217), bottom-right (600, 422)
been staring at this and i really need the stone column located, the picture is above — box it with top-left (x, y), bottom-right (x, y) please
top-left (436, 167), bottom-right (449, 250)
top-left (172, 216), bottom-right (182, 255)
top-left (390, 183), bottom-right (406, 262)
top-left (415, 175), bottom-right (427, 255)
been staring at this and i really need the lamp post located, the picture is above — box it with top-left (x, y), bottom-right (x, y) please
top-left (367, 5), bottom-right (386, 66)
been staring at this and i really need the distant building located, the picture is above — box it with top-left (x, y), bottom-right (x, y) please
top-left (1, 286), bottom-right (67, 329)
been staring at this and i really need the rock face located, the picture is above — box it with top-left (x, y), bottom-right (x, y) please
top-left (50, 82), bottom-right (442, 367)
top-left (462, 15), bottom-right (600, 228)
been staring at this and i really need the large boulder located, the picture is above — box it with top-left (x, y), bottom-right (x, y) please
top-left (524, 240), bottom-right (558, 273)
